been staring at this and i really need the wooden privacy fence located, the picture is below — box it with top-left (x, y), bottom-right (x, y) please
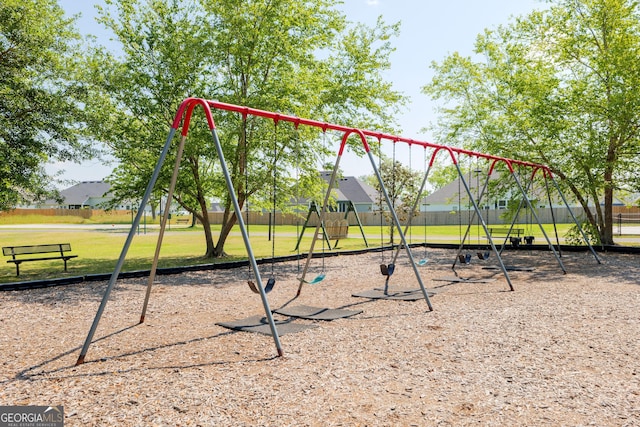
top-left (1, 208), bottom-right (93, 219)
top-left (0, 208), bottom-right (133, 219)
top-left (613, 206), bottom-right (640, 215)
top-left (206, 211), bottom-right (349, 226)
top-left (207, 207), bottom-right (585, 227)
top-left (5, 205), bottom-right (614, 226)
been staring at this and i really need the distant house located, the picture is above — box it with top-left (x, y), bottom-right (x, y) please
top-left (423, 174), bottom-right (505, 212)
top-left (42, 180), bottom-right (139, 210)
top-left (209, 173), bottom-right (377, 215)
top-left (423, 173), bottom-right (633, 213)
top-left (44, 181), bottom-right (114, 209)
top-left (210, 202), bottom-right (225, 212)
top-left (319, 171), bottom-right (378, 213)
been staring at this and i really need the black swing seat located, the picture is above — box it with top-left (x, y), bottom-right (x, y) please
top-left (380, 263), bottom-right (395, 276)
top-left (458, 254), bottom-right (471, 264)
top-left (524, 236), bottom-right (535, 245)
top-left (477, 251), bottom-right (490, 260)
top-left (247, 277), bottom-right (276, 294)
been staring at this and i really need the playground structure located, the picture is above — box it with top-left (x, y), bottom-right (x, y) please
top-left (76, 98), bottom-right (601, 365)
top-left (294, 200), bottom-right (369, 250)
top-left (450, 158), bottom-right (592, 277)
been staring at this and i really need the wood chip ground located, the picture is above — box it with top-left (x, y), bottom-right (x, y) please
top-left (1, 248), bottom-right (639, 426)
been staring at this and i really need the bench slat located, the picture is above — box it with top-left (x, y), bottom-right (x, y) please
top-left (488, 228), bottom-right (524, 236)
top-left (3, 243), bottom-right (72, 256)
top-left (6, 255), bottom-right (78, 264)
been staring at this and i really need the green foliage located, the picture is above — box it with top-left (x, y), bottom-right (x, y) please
top-left (427, 163), bottom-right (459, 192)
top-left (565, 220), bottom-right (601, 246)
top-left (424, 0), bottom-right (640, 245)
top-left (366, 156), bottom-right (423, 243)
top-left (0, 0), bottom-right (97, 210)
top-left (85, 0), bottom-right (407, 257)
top-left (498, 197), bottom-right (539, 227)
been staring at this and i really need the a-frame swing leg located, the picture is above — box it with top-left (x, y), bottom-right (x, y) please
top-left (345, 200), bottom-right (369, 248)
top-left (209, 127), bottom-right (283, 356)
top-left (140, 132), bottom-right (188, 323)
top-left (453, 171), bottom-right (493, 268)
top-left (548, 174), bottom-right (602, 264)
top-left (453, 163), bottom-right (514, 291)
top-left (293, 206), bottom-right (314, 251)
top-left (510, 172), bottom-right (567, 274)
top-left (365, 147), bottom-right (434, 310)
top-left (386, 160), bottom-right (434, 273)
top-left (294, 202), bottom-right (332, 251)
top-left (297, 155), bottom-right (344, 296)
top-left (76, 128), bottom-right (179, 365)
top-left (77, 103), bottom-right (284, 365)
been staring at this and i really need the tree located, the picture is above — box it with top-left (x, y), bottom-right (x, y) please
top-left (366, 157), bottom-right (423, 244)
top-left (0, 0), bottom-right (97, 210)
top-left (84, 0), bottom-right (220, 253)
top-left (423, 0), bottom-right (640, 245)
top-left (87, 0), bottom-right (407, 257)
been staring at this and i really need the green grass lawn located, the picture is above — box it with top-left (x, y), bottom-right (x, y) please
top-left (0, 221), bottom-right (583, 284)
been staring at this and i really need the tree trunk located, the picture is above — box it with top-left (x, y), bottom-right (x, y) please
top-left (213, 208), bottom-right (238, 257)
top-left (193, 191), bottom-right (215, 258)
top-left (555, 168), bottom-right (601, 243)
top-left (212, 117), bottom-right (249, 257)
top-left (602, 159), bottom-right (615, 245)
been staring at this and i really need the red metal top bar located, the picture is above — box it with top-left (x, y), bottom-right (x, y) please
top-left (171, 98), bottom-right (550, 174)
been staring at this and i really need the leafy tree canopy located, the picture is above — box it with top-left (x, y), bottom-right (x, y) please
top-left (86, 0), bottom-right (407, 257)
top-left (365, 156), bottom-right (423, 243)
top-left (0, 0), bottom-right (97, 210)
top-left (423, 0), bottom-right (640, 245)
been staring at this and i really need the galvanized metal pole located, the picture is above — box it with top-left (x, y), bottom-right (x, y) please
top-left (365, 149), bottom-right (434, 310)
top-left (548, 175), bottom-right (602, 264)
top-left (453, 163), bottom-right (514, 291)
top-left (140, 134), bottom-right (187, 323)
top-left (209, 128), bottom-right (284, 356)
top-left (510, 171), bottom-right (567, 274)
top-left (76, 128), bottom-right (178, 365)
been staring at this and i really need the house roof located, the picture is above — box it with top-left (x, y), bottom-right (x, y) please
top-left (59, 181), bottom-right (111, 205)
top-left (320, 171), bottom-right (377, 204)
top-left (424, 173), bottom-right (493, 206)
top-left (424, 172), bottom-right (584, 207)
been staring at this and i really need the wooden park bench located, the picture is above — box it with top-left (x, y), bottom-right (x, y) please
top-left (2, 243), bottom-right (78, 277)
top-left (176, 218), bottom-right (190, 224)
top-left (488, 227), bottom-right (524, 237)
top-left (487, 228), bottom-right (525, 248)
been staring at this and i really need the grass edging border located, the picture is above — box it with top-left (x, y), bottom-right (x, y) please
top-left (1, 244), bottom-right (636, 292)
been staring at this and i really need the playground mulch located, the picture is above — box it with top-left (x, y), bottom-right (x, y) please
top-left (1, 248), bottom-right (639, 426)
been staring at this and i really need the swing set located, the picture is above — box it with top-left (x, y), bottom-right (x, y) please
top-left (75, 98), bottom-right (601, 365)
top-left (293, 200), bottom-right (369, 250)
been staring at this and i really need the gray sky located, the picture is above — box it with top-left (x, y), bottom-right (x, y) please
top-left (53, 0), bottom-right (544, 182)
